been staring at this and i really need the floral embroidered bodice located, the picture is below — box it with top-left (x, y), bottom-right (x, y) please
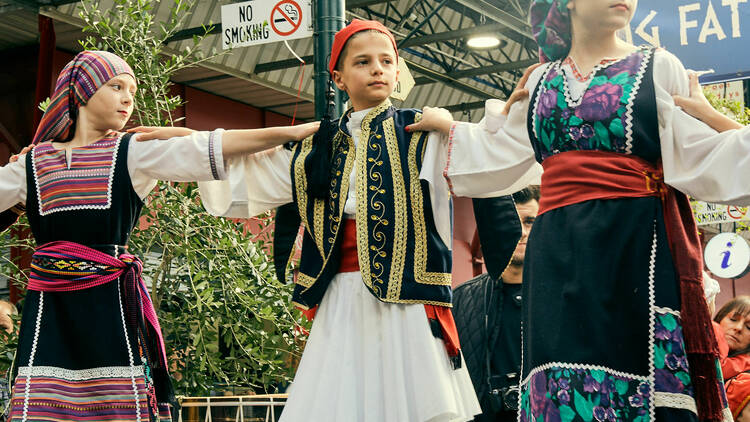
top-left (528, 48), bottom-right (661, 164)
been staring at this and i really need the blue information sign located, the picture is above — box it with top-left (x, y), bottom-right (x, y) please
top-left (624, 0), bottom-right (750, 83)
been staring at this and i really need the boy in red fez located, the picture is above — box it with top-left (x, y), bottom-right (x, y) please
top-left (196, 19), bottom-right (483, 422)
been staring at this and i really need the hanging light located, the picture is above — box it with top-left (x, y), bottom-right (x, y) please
top-left (466, 34), bottom-right (501, 49)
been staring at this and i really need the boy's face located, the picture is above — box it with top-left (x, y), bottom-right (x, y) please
top-left (332, 31), bottom-right (399, 111)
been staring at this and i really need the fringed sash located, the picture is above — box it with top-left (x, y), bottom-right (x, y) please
top-left (539, 150), bottom-right (723, 421)
top-left (28, 240), bottom-right (168, 369)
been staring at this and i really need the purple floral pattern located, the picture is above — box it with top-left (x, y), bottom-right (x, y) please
top-left (653, 310), bottom-right (694, 397)
top-left (532, 49), bottom-right (649, 161)
top-left (519, 367), bottom-right (650, 422)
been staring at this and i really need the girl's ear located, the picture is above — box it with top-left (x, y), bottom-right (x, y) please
top-left (332, 70), bottom-right (347, 92)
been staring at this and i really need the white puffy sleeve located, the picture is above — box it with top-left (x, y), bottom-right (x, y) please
top-left (656, 49), bottom-right (750, 205)
top-left (197, 145), bottom-right (293, 218)
top-left (0, 156), bottom-right (27, 211)
top-left (127, 130), bottom-right (227, 199)
top-left (420, 130), bottom-right (452, 247)
top-left (443, 66), bottom-right (545, 198)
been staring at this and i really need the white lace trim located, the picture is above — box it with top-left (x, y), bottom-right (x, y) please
top-left (653, 306), bottom-right (681, 317)
top-left (520, 362), bottom-right (649, 388)
top-left (531, 63), bottom-right (555, 143)
top-left (33, 133), bottom-right (123, 216)
top-left (647, 220), bottom-right (658, 421)
top-left (723, 406), bottom-right (735, 422)
top-left (624, 49), bottom-right (653, 155)
top-left (17, 365), bottom-right (145, 380)
top-left (654, 392), bottom-right (698, 413)
top-left (118, 279), bottom-right (142, 422)
top-left (22, 291), bottom-right (44, 422)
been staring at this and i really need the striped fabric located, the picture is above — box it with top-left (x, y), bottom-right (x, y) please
top-left (32, 133), bottom-right (120, 215)
top-left (32, 50), bottom-right (134, 146)
top-left (9, 367), bottom-right (149, 422)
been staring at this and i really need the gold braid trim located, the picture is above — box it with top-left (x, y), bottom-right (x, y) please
top-left (382, 118), bottom-right (407, 301)
top-left (408, 113), bottom-right (452, 286)
top-left (292, 136), bottom-right (323, 256)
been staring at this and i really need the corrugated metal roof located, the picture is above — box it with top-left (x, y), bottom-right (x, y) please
top-left (0, 0), bottom-right (536, 122)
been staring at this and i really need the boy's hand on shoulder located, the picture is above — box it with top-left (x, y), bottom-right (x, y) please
top-left (128, 126), bottom-right (196, 142)
top-left (406, 107), bottom-right (454, 135)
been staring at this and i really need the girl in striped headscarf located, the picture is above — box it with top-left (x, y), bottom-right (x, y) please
top-left (0, 50), bottom-right (318, 422)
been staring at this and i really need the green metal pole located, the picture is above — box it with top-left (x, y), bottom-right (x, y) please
top-left (314, 0), bottom-right (346, 120)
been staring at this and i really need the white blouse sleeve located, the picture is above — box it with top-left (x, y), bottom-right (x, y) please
top-left (444, 67), bottom-right (545, 198)
top-left (656, 50), bottom-right (750, 205)
top-left (420, 131), bottom-right (452, 247)
top-left (197, 145), bottom-right (293, 218)
top-left (127, 130), bottom-right (227, 199)
top-left (0, 156), bottom-right (27, 211)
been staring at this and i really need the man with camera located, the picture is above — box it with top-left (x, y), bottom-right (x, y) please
top-left (453, 186), bottom-right (539, 421)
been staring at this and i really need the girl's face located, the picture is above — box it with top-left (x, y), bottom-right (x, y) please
top-left (332, 31), bottom-right (399, 111)
top-left (568, 0), bottom-right (637, 32)
top-left (81, 74), bottom-right (137, 132)
top-left (720, 311), bottom-right (750, 352)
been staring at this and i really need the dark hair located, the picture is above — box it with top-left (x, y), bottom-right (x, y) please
top-left (715, 295), bottom-right (750, 355)
top-left (512, 185), bottom-right (540, 205)
top-left (333, 29), bottom-right (394, 72)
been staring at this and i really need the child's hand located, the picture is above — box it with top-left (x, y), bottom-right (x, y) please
top-left (128, 126), bottom-right (196, 142)
top-left (288, 121), bottom-right (321, 141)
top-left (673, 73), bottom-right (716, 121)
top-left (406, 107), bottom-right (454, 135)
top-left (502, 63), bottom-right (541, 115)
top-left (9, 145), bottom-right (33, 163)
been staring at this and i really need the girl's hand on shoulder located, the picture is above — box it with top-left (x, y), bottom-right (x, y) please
top-left (503, 63), bottom-right (541, 115)
top-left (672, 73), bottom-right (716, 121)
top-left (406, 106), bottom-right (454, 135)
top-left (128, 126), bottom-right (196, 142)
top-left (288, 121), bottom-right (321, 141)
top-left (9, 145), bottom-right (33, 163)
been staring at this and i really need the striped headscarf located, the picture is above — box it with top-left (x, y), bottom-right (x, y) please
top-left (31, 50), bottom-right (134, 145)
top-left (529, 0), bottom-right (571, 63)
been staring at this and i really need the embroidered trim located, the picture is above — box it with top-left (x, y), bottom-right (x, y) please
top-left (32, 133), bottom-right (123, 216)
top-left (22, 291), bottom-right (44, 422)
top-left (408, 117), bottom-right (451, 286)
top-left (117, 280), bottom-right (142, 422)
top-left (382, 118), bottom-right (408, 300)
top-left (562, 56), bottom-right (620, 82)
top-left (292, 136), bottom-right (321, 256)
top-left (647, 220), bottom-right (658, 421)
top-left (443, 122), bottom-right (457, 197)
top-left (654, 392), bottom-right (698, 413)
top-left (17, 365), bottom-right (146, 380)
top-left (208, 131), bottom-right (219, 180)
top-left (624, 48), bottom-right (653, 154)
top-left (531, 63), bottom-right (555, 142)
top-left (521, 362), bottom-right (649, 388)
top-left (653, 306), bottom-right (681, 317)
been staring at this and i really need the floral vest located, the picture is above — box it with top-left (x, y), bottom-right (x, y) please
top-left (289, 101), bottom-right (453, 309)
top-left (527, 47), bottom-right (661, 164)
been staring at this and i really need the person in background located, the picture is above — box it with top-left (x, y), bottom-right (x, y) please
top-left (714, 297), bottom-right (750, 420)
top-left (453, 186), bottom-right (539, 421)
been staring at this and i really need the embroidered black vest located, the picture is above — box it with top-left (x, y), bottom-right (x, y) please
top-left (289, 101), bottom-right (453, 309)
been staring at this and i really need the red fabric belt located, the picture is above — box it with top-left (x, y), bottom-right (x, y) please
top-left (540, 150), bottom-right (722, 421)
top-left (326, 219), bottom-right (461, 360)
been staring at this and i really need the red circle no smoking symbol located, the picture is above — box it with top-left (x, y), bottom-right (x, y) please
top-left (727, 205), bottom-right (748, 220)
top-left (271, 0), bottom-right (302, 37)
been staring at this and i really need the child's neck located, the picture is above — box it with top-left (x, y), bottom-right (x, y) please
top-left (61, 117), bottom-right (113, 149)
top-left (567, 26), bottom-right (635, 76)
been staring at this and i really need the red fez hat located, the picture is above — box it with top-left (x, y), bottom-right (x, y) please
top-left (329, 19), bottom-right (398, 75)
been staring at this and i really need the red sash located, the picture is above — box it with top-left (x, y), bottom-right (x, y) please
top-left (540, 150), bottom-right (722, 421)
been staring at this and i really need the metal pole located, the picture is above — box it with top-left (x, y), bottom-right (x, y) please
top-left (314, 0), bottom-right (346, 120)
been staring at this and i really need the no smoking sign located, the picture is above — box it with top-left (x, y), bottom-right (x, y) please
top-left (222, 0), bottom-right (312, 49)
top-left (271, 0), bottom-right (303, 36)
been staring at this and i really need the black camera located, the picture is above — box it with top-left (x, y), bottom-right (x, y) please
top-left (488, 373), bottom-right (520, 412)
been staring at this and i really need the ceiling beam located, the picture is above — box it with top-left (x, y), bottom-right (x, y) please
top-left (346, 0), bottom-right (394, 8)
top-left (398, 23), bottom-right (512, 48)
top-left (449, 58), bottom-right (537, 79)
top-left (405, 59), bottom-right (491, 100)
top-left (254, 55), bottom-right (313, 73)
top-left (443, 100), bottom-right (486, 113)
top-left (450, 0), bottom-right (534, 42)
top-left (165, 24), bottom-right (221, 44)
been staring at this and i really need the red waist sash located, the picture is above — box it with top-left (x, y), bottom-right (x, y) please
top-left (303, 219), bottom-right (461, 364)
top-left (29, 241), bottom-right (168, 370)
top-left (540, 150), bottom-right (722, 421)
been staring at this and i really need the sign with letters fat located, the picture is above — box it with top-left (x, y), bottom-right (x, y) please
top-left (620, 0), bottom-right (750, 83)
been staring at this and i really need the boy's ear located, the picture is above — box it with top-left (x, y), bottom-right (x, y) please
top-left (332, 70), bottom-right (346, 91)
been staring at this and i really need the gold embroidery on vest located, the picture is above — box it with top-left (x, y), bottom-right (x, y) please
top-left (292, 136), bottom-right (324, 256)
top-left (355, 102), bottom-right (391, 296)
top-left (408, 113), bottom-right (452, 286)
top-left (382, 118), bottom-right (407, 301)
